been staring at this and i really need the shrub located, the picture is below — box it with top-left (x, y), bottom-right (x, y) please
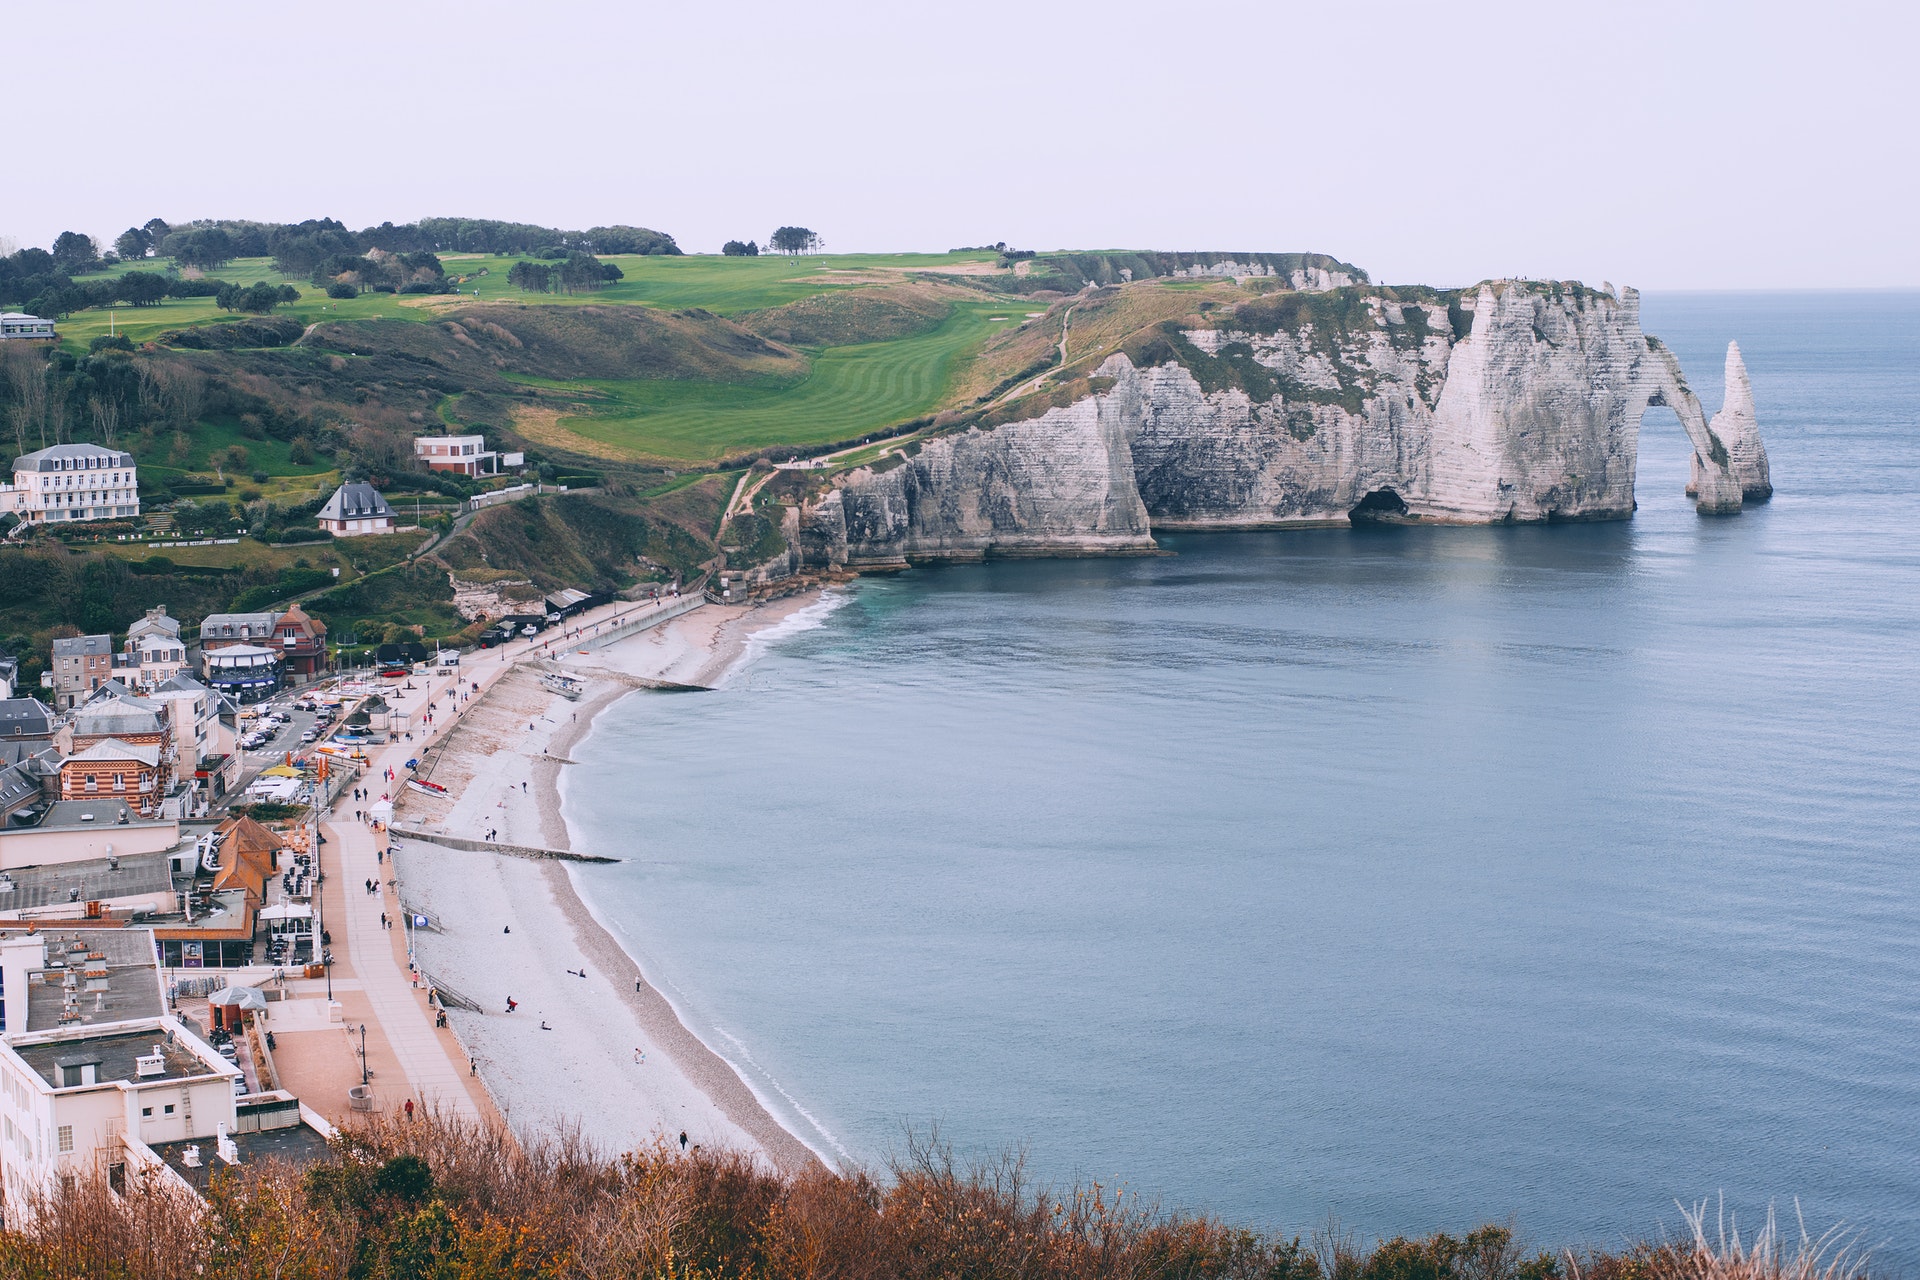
top-left (326, 281), bottom-right (359, 299)
top-left (88, 333), bottom-right (134, 354)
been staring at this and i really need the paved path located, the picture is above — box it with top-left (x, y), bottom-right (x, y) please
top-left (325, 810), bottom-right (479, 1118)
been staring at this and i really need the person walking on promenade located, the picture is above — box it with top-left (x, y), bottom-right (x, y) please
top-left (403, 1099), bottom-right (414, 1121)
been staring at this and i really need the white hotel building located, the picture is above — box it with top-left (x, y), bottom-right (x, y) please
top-left (1, 444), bottom-right (140, 525)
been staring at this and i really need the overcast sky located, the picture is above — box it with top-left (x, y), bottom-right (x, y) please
top-left (7, 0), bottom-right (1913, 289)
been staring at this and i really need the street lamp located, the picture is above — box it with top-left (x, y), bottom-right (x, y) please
top-left (357, 1023), bottom-right (369, 1085)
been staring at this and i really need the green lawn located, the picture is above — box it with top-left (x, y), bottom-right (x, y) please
top-left (536, 300), bottom-right (1023, 462)
top-left (58, 252), bottom-right (1007, 351)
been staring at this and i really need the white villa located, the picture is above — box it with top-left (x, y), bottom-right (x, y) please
top-left (2, 444), bottom-right (139, 526)
top-left (315, 482), bottom-right (395, 537)
top-left (414, 433), bottom-right (497, 476)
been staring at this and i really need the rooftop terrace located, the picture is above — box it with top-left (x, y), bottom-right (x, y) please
top-left (13, 1026), bottom-right (213, 1090)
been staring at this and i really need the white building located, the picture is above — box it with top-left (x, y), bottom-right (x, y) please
top-left (144, 675), bottom-right (240, 811)
top-left (0, 926), bottom-right (331, 1221)
top-left (0, 928), bottom-right (233, 1215)
top-left (413, 434), bottom-right (497, 477)
top-left (0, 314), bottom-right (55, 341)
top-left (2, 444), bottom-right (139, 526)
top-left (315, 482), bottom-right (395, 536)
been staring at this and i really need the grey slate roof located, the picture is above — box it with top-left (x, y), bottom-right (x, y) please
top-left (0, 761), bottom-right (39, 811)
top-left (0, 697), bottom-right (53, 737)
top-left (11, 443), bottom-right (135, 472)
top-left (52, 635), bottom-right (113, 659)
top-left (198, 613), bottom-right (276, 641)
top-left (317, 482), bottom-right (394, 521)
top-left (72, 694), bottom-right (164, 739)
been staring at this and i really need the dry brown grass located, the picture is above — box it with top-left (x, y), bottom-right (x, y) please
top-left (0, 1119), bottom-right (1882, 1280)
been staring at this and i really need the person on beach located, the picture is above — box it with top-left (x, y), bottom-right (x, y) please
top-left (540, 1020), bottom-right (551, 1031)
top-left (634, 1048), bottom-right (644, 1064)
top-left (505, 997), bottom-right (517, 1012)
top-left (635, 976), bottom-right (642, 992)
top-left (679, 1131), bottom-right (688, 1151)
top-left (404, 1099), bottom-right (414, 1120)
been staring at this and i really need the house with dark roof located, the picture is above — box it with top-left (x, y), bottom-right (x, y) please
top-left (270, 604), bottom-right (329, 679)
top-left (315, 482), bottom-right (395, 536)
top-left (0, 697), bottom-right (54, 751)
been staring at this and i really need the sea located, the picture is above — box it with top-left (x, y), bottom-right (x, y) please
top-left (565, 290), bottom-right (1920, 1268)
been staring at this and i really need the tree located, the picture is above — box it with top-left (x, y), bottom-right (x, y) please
top-left (115, 227), bottom-right (153, 260)
top-left (51, 231), bottom-right (100, 272)
top-left (116, 272), bottom-right (169, 306)
top-left (326, 281), bottom-right (359, 299)
top-left (166, 227), bottom-right (236, 269)
top-left (506, 260), bottom-right (553, 292)
top-left (216, 281), bottom-right (298, 314)
top-left (769, 226), bottom-right (821, 255)
top-left (722, 240), bottom-right (759, 256)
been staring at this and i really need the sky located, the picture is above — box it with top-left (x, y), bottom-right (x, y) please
top-left (7, 0), bottom-right (1915, 290)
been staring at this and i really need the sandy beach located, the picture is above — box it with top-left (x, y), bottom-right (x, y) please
top-left (390, 592), bottom-right (828, 1173)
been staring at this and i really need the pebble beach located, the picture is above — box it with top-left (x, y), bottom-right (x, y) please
top-left (389, 593), bottom-right (827, 1173)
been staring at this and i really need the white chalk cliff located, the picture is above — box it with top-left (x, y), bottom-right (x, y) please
top-left (785, 280), bottom-right (1769, 570)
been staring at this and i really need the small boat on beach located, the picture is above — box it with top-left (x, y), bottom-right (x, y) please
top-left (542, 673), bottom-right (584, 700)
top-left (406, 778), bottom-right (449, 797)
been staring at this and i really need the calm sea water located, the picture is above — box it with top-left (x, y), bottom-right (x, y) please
top-left (566, 291), bottom-right (1920, 1266)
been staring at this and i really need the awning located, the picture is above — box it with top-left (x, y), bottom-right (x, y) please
top-left (208, 985), bottom-right (268, 1010)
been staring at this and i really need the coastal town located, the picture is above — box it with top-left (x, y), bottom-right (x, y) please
top-left (0, 562), bottom-right (823, 1223)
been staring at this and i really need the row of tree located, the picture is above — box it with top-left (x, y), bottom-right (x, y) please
top-left (505, 253), bottom-right (624, 294)
top-left (722, 228), bottom-right (820, 256)
top-left (108, 216), bottom-right (682, 270)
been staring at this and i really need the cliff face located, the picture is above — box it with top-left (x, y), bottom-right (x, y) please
top-left (784, 280), bottom-right (1767, 571)
top-left (795, 394), bottom-right (1156, 567)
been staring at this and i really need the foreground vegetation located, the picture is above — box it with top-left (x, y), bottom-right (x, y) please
top-left (0, 1114), bottom-right (1871, 1280)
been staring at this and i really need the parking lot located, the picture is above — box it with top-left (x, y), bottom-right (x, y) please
top-left (229, 694), bottom-right (334, 796)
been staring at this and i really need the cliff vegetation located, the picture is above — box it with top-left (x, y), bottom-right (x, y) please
top-left (0, 1114), bottom-right (1857, 1280)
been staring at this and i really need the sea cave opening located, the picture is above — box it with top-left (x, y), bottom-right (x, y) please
top-left (1348, 488), bottom-right (1410, 524)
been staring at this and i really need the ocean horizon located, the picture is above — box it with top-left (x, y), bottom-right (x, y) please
top-left (564, 290), bottom-right (1920, 1267)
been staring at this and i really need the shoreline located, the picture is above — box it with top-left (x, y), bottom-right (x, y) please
top-left (393, 589), bottom-right (835, 1174)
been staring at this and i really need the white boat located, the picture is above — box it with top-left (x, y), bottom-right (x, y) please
top-left (541, 673), bottom-right (584, 700)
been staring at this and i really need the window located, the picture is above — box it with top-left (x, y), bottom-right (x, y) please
top-left (56, 1125), bottom-right (72, 1153)
top-left (140, 1107), bottom-right (151, 1118)
top-left (163, 1104), bottom-right (174, 1115)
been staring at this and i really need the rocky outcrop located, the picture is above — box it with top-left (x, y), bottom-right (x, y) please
top-left (779, 279), bottom-right (1767, 571)
top-left (1134, 283), bottom-right (1750, 524)
top-left (1697, 341), bottom-right (1772, 502)
top-left (794, 394), bottom-right (1155, 567)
